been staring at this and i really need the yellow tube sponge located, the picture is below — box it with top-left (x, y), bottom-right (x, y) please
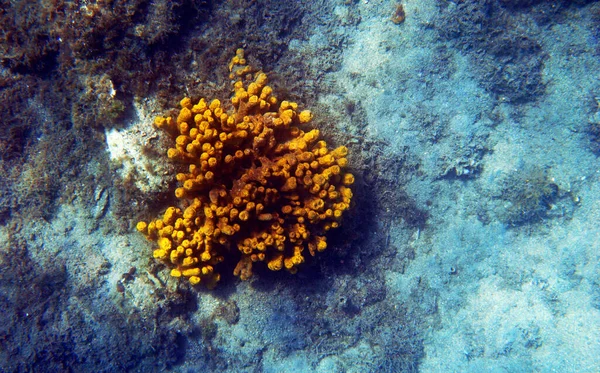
top-left (137, 49), bottom-right (354, 288)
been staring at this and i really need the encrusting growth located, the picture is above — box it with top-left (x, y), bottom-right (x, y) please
top-left (137, 49), bottom-right (354, 288)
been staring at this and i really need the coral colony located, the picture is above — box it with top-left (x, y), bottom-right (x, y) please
top-left (137, 49), bottom-right (354, 288)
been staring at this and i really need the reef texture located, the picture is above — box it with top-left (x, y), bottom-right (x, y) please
top-left (137, 49), bottom-right (354, 288)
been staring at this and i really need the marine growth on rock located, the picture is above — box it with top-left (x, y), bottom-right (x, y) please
top-left (137, 49), bottom-right (354, 288)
